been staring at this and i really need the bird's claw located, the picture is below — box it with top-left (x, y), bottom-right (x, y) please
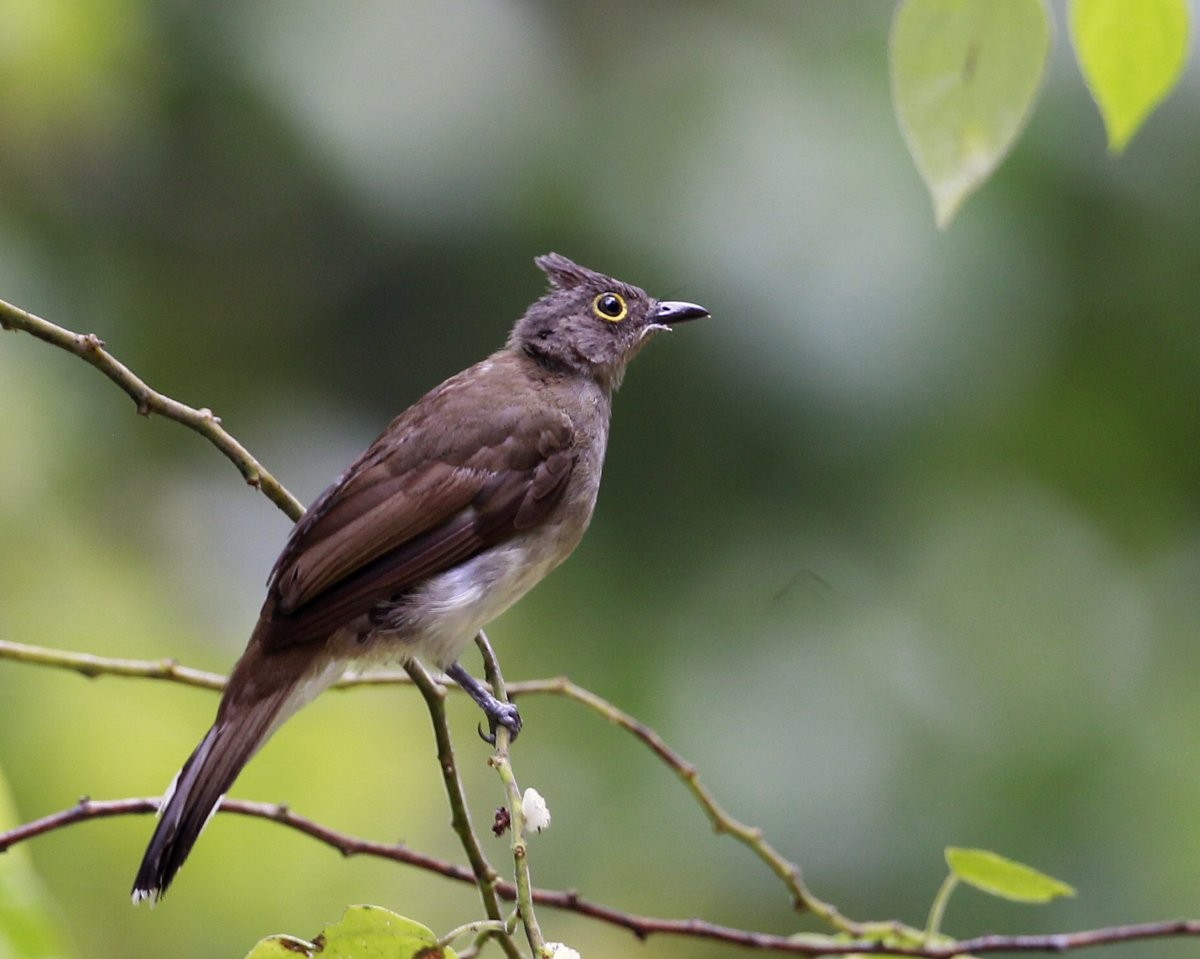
top-left (445, 661), bottom-right (522, 745)
top-left (477, 701), bottom-right (522, 745)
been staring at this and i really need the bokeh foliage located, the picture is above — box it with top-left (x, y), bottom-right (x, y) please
top-left (2, 2), bottom-right (1200, 957)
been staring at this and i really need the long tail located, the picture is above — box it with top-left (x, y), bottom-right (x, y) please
top-left (130, 700), bottom-right (283, 903)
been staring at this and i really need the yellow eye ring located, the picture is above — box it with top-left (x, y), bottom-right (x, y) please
top-left (593, 292), bottom-right (628, 323)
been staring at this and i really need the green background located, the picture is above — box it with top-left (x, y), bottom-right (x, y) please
top-left (2, 2), bottom-right (1198, 957)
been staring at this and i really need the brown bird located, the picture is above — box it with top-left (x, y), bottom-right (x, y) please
top-left (131, 252), bottom-right (709, 902)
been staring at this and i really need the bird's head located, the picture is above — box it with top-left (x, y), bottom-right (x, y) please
top-left (507, 252), bottom-right (708, 392)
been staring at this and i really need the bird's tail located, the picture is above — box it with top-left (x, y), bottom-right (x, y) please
top-left (131, 699), bottom-right (283, 904)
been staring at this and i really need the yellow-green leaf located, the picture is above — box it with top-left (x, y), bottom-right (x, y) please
top-left (243, 905), bottom-right (457, 959)
top-left (890, 0), bottom-right (1051, 228)
top-left (1070, 0), bottom-right (1190, 152)
top-left (946, 847), bottom-right (1076, 903)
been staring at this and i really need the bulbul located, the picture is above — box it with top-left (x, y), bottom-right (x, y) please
top-left (131, 253), bottom-right (708, 902)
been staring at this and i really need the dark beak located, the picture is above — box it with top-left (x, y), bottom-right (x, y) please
top-left (654, 300), bottom-right (710, 326)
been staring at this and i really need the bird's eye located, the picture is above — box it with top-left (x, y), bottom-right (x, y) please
top-left (592, 292), bottom-right (628, 323)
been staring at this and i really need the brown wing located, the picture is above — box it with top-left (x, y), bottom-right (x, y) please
top-left (253, 374), bottom-right (576, 651)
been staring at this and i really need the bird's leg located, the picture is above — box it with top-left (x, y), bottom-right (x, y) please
top-left (445, 661), bottom-right (522, 743)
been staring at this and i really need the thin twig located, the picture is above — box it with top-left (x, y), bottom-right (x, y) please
top-left (0, 639), bottom-right (412, 693)
top-left (0, 297), bottom-right (304, 521)
top-left (476, 632), bottom-right (546, 956)
top-left (438, 919), bottom-right (509, 951)
top-left (0, 639), bottom-right (227, 690)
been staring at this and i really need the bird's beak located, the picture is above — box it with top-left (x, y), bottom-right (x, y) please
top-left (654, 301), bottom-right (710, 326)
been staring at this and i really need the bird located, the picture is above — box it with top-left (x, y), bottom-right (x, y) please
top-left (131, 252), bottom-right (709, 902)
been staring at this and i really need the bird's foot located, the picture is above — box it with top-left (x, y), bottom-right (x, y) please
top-left (477, 701), bottom-right (523, 745)
top-left (445, 662), bottom-right (522, 744)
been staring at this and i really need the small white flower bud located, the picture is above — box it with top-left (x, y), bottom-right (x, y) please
top-left (521, 787), bottom-right (551, 833)
top-left (544, 942), bottom-right (580, 959)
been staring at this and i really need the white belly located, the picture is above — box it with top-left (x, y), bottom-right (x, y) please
top-left (395, 534), bottom-right (569, 667)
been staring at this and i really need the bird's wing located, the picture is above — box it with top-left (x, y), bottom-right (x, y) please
top-left (254, 390), bottom-right (576, 651)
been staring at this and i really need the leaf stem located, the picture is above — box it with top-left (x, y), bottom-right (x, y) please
top-left (925, 872), bottom-right (959, 941)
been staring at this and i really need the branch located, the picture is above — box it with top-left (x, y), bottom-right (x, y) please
top-left (0, 796), bottom-right (476, 882)
top-left (5, 797), bottom-right (1197, 956)
top-left (0, 638), bottom-right (411, 693)
top-left (0, 639), bottom-right (227, 690)
top-left (0, 797), bottom-right (789, 950)
top-left (0, 297), bottom-right (304, 522)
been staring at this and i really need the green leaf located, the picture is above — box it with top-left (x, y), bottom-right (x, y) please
top-left (946, 847), bottom-right (1076, 903)
top-left (890, 0), bottom-right (1051, 228)
top-left (243, 905), bottom-right (457, 959)
top-left (1070, 0), bottom-right (1190, 152)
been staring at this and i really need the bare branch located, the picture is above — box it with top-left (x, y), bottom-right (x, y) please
top-left (0, 639), bottom-right (411, 693)
top-left (0, 639), bottom-right (227, 690)
top-left (0, 797), bottom-right (474, 882)
top-left (0, 297), bottom-right (304, 522)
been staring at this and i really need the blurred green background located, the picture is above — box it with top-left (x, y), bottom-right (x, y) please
top-left (2, 2), bottom-right (1199, 957)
